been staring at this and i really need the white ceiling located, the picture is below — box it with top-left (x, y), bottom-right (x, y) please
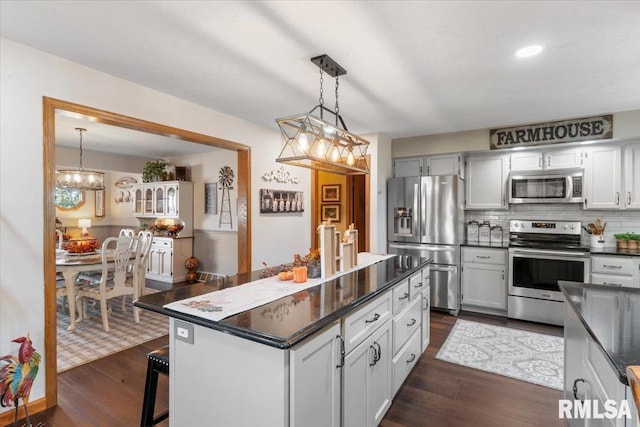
top-left (2, 1), bottom-right (640, 150)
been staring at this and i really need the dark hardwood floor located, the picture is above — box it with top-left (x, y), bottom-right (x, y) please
top-left (12, 311), bottom-right (566, 427)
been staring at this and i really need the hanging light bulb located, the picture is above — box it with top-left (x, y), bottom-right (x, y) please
top-left (346, 150), bottom-right (355, 166)
top-left (298, 132), bottom-right (308, 152)
top-left (316, 138), bottom-right (325, 157)
top-left (331, 145), bottom-right (340, 162)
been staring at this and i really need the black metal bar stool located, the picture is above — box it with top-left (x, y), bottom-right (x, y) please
top-left (141, 346), bottom-right (170, 426)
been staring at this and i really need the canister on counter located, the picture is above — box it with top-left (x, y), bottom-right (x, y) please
top-left (478, 221), bottom-right (491, 243)
top-left (490, 225), bottom-right (503, 244)
top-left (466, 220), bottom-right (479, 241)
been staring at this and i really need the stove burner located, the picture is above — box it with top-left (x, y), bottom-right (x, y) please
top-left (509, 219), bottom-right (588, 252)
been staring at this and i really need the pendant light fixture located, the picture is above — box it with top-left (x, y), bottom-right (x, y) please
top-left (56, 127), bottom-right (105, 191)
top-left (276, 54), bottom-right (370, 175)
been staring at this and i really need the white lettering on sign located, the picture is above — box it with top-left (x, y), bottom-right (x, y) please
top-left (490, 115), bottom-right (613, 149)
top-left (558, 399), bottom-right (631, 419)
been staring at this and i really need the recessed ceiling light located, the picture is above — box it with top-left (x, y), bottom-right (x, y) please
top-left (516, 45), bottom-right (543, 58)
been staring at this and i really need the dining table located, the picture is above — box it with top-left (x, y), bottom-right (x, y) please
top-left (56, 249), bottom-right (133, 331)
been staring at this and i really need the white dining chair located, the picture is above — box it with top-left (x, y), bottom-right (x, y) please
top-left (129, 230), bottom-right (153, 321)
top-left (119, 228), bottom-right (136, 237)
top-left (75, 235), bottom-right (138, 332)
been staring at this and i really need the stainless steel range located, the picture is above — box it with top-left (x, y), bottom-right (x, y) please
top-left (508, 220), bottom-right (590, 326)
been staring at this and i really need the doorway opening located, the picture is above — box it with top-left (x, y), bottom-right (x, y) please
top-left (43, 97), bottom-right (252, 409)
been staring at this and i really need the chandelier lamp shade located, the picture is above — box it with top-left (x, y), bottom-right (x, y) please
top-left (56, 127), bottom-right (105, 190)
top-left (276, 54), bottom-right (370, 175)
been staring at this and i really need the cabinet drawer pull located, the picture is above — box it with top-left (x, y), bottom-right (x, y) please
top-left (572, 378), bottom-right (585, 402)
top-left (423, 296), bottom-right (429, 311)
top-left (628, 191), bottom-right (632, 205)
top-left (406, 353), bottom-right (416, 364)
top-left (413, 282), bottom-right (422, 288)
top-left (399, 292), bottom-right (409, 301)
top-left (602, 282), bottom-right (622, 287)
top-left (476, 255), bottom-right (491, 259)
top-left (365, 313), bottom-right (380, 324)
top-left (369, 342), bottom-right (382, 366)
top-left (616, 192), bottom-right (620, 205)
top-left (407, 318), bottom-right (417, 327)
top-left (603, 264), bottom-right (622, 269)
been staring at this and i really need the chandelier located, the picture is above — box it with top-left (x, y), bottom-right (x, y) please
top-left (276, 54), bottom-right (370, 175)
top-left (56, 127), bottom-right (105, 191)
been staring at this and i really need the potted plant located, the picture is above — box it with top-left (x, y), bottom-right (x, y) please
top-left (615, 233), bottom-right (630, 249)
top-left (628, 233), bottom-right (640, 250)
top-left (142, 159), bottom-right (168, 182)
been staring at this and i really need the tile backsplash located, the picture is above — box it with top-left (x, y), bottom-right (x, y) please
top-left (465, 204), bottom-right (640, 247)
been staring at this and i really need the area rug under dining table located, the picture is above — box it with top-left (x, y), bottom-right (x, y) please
top-left (436, 319), bottom-right (564, 390)
top-left (57, 294), bottom-right (169, 372)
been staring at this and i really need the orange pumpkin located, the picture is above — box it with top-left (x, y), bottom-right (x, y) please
top-left (278, 271), bottom-right (291, 281)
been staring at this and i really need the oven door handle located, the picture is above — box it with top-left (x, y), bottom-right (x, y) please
top-left (510, 248), bottom-right (588, 258)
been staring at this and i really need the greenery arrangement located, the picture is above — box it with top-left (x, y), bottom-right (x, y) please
top-left (614, 233), bottom-right (640, 241)
top-left (142, 159), bottom-right (168, 182)
top-left (614, 232), bottom-right (640, 249)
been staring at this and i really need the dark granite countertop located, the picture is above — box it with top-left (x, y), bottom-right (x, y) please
top-left (589, 247), bottom-right (640, 257)
top-left (462, 240), bottom-right (509, 249)
top-left (135, 255), bottom-right (430, 349)
top-left (560, 281), bottom-right (640, 385)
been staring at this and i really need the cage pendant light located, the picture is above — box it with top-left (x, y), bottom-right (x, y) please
top-left (276, 54), bottom-right (370, 175)
top-left (56, 127), bottom-right (105, 191)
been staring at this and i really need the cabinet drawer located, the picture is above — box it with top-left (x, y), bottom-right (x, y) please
top-left (151, 237), bottom-right (173, 249)
top-left (393, 297), bottom-right (421, 356)
top-left (462, 247), bottom-right (506, 265)
top-left (591, 273), bottom-right (635, 288)
top-left (392, 329), bottom-right (421, 396)
top-left (343, 291), bottom-right (392, 354)
top-left (392, 279), bottom-right (411, 314)
top-left (591, 256), bottom-right (633, 276)
top-left (408, 271), bottom-right (424, 301)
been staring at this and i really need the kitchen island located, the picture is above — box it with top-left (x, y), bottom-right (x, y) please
top-left (560, 281), bottom-right (640, 426)
top-left (136, 254), bottom-right (431, 426)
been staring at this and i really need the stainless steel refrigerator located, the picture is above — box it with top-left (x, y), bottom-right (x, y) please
top-left (387, 175), bottom-right (463, 314)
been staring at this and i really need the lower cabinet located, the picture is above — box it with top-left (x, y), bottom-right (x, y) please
top-left (290, 322), bottom-right (341, 427)
top-left (421, 280), bottom-right (431, 352)
top-left (343, 319), bottom-right (393, 427)
top-left (146, 237), bottom-right (192, 282)
top-left (461, 247), bottom-right (507, 313)
top-left (564, 297), bottom-right (638, 427)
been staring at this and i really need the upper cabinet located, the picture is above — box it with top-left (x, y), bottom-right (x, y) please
top-left (464, 153), bottom-right (509, 210)
top-left (132, 181), bottom-right (194, 219)
top-left (624, 143), bottom-right (640, 209)
top-left (393, 153), bottom-right (464, 179)
top-left (584, 145), bottom-right (622, 209)
top-left (510, 147), bottom-right (583, 171)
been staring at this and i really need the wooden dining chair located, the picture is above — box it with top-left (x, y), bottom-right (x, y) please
top-left (75, 235), bottom-right (138, 332)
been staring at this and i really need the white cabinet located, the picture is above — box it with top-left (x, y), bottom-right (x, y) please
top-left (290, 321), bottom-right (341, 427)
top-left (584, 145), bottom-right (622, 209)
top-left (132, 181), bottom-right (193, 220)
top-left (510, 147), bottom-right (583, 171)
top-left (623, 143), bottom-right (640, 209)
top-left (343, 319), bottom-right (392, 427)
top-left (464, 154), bottom-right (509, 209)
top-left (146, 237), bottom-right (192, 283)
top-left (421, 266), bottom-right (431, 352)
top-left (564, 296), bottom-right (638, 427)
top-left (425, 153), bottom-right (464, 179)
top-left (393, 153), bottom-right (464, 178)
top-left (461, 247), bottom-right (507, 312)
top-left (590, 255), bottom-right (640, 288)
top-left (393, 157), bottom-right (422, 177)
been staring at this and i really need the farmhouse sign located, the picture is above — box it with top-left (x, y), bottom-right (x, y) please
top-left (490, 115), bottom-right (613, 150)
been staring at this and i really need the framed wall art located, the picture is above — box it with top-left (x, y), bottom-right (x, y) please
top-left (260, 189), bottom-right (304, 213)
top-left (321, 204), bottom-right (340, 222)
top-left (321, 184), bottom-right (341, 202)
top-left (94, 190), bottom-right (105, 217)
top-left (205, 182), bottom-right (217, 214)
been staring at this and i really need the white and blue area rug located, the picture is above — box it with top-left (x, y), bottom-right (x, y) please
top-left (436, 319), bottom-right (563, 390)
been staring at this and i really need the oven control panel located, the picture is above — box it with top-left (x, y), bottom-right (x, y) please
top-left (509, 220), bottom-right (581, 235)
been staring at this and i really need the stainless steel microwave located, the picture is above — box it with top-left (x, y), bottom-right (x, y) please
top-left (508, 169), bottom-right (584, 204)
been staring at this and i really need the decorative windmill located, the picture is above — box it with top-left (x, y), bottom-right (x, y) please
top-left (218, 166), bottom-right (234, 228)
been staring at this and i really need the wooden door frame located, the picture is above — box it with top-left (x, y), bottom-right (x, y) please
top-left (310, 169), bottom-right (369, 252)
top-left (42, 97), bottom-right (252, 409)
